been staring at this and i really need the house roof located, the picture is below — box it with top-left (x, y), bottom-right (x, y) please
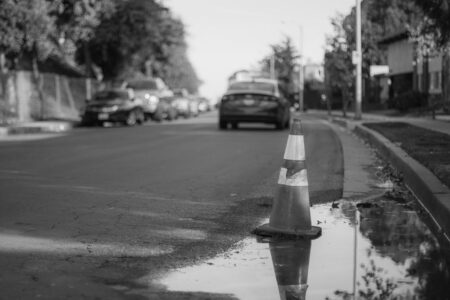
top-left (378, 31), bottom-right (409, 46)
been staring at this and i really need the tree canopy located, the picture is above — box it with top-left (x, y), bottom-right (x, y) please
top-left (412, 0), bottom-right (450, 46)
top-left (323, 0), bottom-right (424, 114)
top-left (0, 0), bottom-right (56, 66)
top-left (0, 0), bottom-right (201, 93)
top-left (260, 37), bottom-right (299, 104)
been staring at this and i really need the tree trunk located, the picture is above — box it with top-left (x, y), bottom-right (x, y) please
top-left (422, 53), bottom-right (432, 118)
top-left (0, 51), bottom-right (6, 95)
top-left (442, 48), bottom-right (450, 112)
top-left (342, 86), bottom-right (348, 118)
top-left (31, 47), bottom-right (45, 120)
top-left (0, 52), bottom-right (5, 73)
top-left (324, 70), bottom-right (332, 117)
top-left (83, 42), bottom-right (93, 101)
top-left (0, 52), bottom-right (6, 123)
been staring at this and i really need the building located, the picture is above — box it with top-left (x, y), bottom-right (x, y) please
top-left (379, 31), bottom-right (445, 105)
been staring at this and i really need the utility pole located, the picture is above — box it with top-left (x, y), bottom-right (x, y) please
top-left (299, 26), bottom-right (304, 112)
top-left (354, 0), bottom-right (362, 120)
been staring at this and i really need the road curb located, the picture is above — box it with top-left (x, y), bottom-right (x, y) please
top-left (0, 127), bottom-right (8, 136)
top-left (4, 122), bottom-right (77, 135)
top-left (332, 117), bottom-right (450, 239)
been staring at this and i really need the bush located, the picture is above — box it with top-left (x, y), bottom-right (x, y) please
top-left (390, 91), bottom-right (428, 111)
top-left (0, 100), bottom-right (17, 124)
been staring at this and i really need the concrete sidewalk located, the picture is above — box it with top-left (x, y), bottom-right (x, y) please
top-left (309, 109), bottom-right (450, 240)
top-left (310, 109), bottom-right (450, 135)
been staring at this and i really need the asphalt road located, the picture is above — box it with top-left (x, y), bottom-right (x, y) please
top-left (0, 112), bottom-right (343, 299)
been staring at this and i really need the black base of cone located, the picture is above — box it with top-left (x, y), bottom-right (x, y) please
top-left (253, 223), bottom-right (321, 239)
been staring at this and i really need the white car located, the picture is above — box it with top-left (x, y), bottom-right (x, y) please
top-left (125, 78), bottom-right (173, 120)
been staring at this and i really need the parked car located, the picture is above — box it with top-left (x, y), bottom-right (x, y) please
top-left (218, 78), bottom-right (291, 130)
top-left (188, 96), bottom-right (200, 117)
top-left (197, 97), bottom-right (211, 112)
top-left (153, 96), bottom-right (178, 121)
top-left (125, 78), bottom-right (173, 120)
top-left (172, 89), bottom-right (192, 118)
top-left (81, 89), bottom-right (145, 126)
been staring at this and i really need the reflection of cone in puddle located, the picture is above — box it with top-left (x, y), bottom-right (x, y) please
top-left (254, 118), bottom-right (321, 238)
top-left (270, 240), bottom-right (311, 300)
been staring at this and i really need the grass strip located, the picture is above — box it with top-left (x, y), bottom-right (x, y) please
top-left (364, 122), bottom-right (450, 188)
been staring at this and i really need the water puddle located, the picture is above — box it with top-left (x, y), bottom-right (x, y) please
top-left (153, 197), bottom-right (450, 299)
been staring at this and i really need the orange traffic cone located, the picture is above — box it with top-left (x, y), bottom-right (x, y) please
top-left (270, 239), bottom-right (311, 300)
top-left (254, 118), bottom-right (321, 238)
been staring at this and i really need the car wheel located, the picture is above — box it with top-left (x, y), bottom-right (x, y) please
top-left (153, 112), bottom-right (163, 122)
top-left (219, 120), bottom-right (227, 130)
top-left (126, 110), bottom-right (137, 126)
top-left (136, 109), bottom-right (145, 125)
top-left (167, 110), bottom-right (177, 121)
top-left (275, 120), bottom-right (284, 130)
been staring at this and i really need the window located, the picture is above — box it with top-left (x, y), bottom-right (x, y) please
top-left (94, 90), bottom-right (129, 101)
top-left (417, 74), bottom-right (422, 92)
top-left (126, 80), bottom-right (157, 90)
top-left (429, 71), bottom-right (442, 92)
top-left (228, 82), bottom-right (276, 94)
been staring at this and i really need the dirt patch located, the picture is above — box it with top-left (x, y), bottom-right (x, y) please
top-left (364, 122), bottom-right (450, 188)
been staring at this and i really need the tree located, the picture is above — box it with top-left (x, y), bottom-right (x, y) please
top-left (85, 0), bottom-right (199, 90)
top-left (324, 14), bottom-right (354, 117)
top-left (324, 0), bottom-right (424, 116)
top-left (159, 44), bottom-right (202, 94)
top-left (50, 0), bottom-right (115, 72)
top-left (0, 0), bottom-right (201, 117)
top-left (260, 37), bottom-right (299, 105)
top-left (0, 0), bottom-right (23, 72)
top-left (411, 0), bottom-right (450, 108)
top-left (412, 0), bottom-right (450, 45)
top-left (0, 0), bottom-right (58, 119)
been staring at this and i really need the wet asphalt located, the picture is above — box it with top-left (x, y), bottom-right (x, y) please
top-left (2, 112), bottom-right (446, 299)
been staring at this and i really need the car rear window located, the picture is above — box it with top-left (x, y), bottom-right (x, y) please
top-left (126, 80), bottom-right (157, 90)
top-left (228, 82), bottom-right (276, 94)
top-left (94, 90), bottom-right (129, 101)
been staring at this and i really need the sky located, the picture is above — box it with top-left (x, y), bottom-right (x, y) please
top-left (163, 0), bottom-right (356, 101)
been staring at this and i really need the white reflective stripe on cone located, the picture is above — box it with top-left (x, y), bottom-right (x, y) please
top-left (283, 135), bottom-right (305, 161)
top-left (278, 168), bottom-right (308, 187)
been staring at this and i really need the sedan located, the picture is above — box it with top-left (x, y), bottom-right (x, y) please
top-left (218, 78), bottom-right (291, 130)
top-left (153, 96), bottom-right (178, 121)
top-left (81, 89), bottom-right (145, 126)
top-left (125, 78), bottom-right (173, 121)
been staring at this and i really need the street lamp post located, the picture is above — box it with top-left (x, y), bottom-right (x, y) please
top-left (355, 0), bottom-right (362, 120)
top-left (299, 26), bottom-right (304, 112)
top-left (270, 54), bottom-right (276, 79)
